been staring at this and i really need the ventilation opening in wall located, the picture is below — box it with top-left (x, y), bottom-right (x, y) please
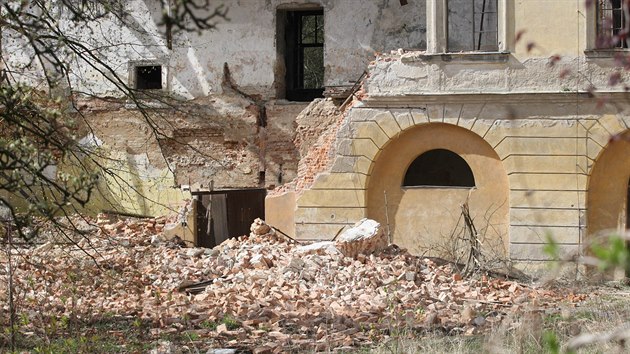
top-left (403, 148), bottom-right (475, 188)
top-left (277, 8), bottom-right (325, 101)
top-left (135, 65), bottom-right (162, 90)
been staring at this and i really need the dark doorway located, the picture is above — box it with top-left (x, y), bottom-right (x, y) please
top-left (282, 9), bottom-right (324, 101)
top-left (194, 189), bottom-right (266, 248)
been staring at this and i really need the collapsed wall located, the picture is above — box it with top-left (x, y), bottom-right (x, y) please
top-left (264, 96), bottom-right (356, 238)
top-left (0, 0), bottom-right (429, 233)
top-left (73, 93), bottom-right (310, 217)
top-left (274, 98), bottom-right (345, 195)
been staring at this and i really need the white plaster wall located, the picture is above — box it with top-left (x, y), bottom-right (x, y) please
top-left (363, 0), bottom-right (630, 97)
top-left (366, 53), bottom-right (630, 96)
top-left (2, 0), bottom-right (427, 100)
top-left (6, 0), bottom-right (627, 100)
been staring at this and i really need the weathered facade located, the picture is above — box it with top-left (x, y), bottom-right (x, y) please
top-left (3, 0), bottom-right (630, 275)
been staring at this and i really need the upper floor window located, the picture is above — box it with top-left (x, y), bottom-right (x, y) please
top-left (447, 0), bottom-right (499, 52)
top-left (282, 10), bottom-right (325, 101)
top-left (403, 149), bottom-right (475, 188)
top-left (597, 0), bottom-right (628, 48)
top-left (427, 0), bottom-right (506, 55)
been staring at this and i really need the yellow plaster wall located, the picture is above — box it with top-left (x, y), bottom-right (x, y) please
top-left (265, 191), bottom-right (297, 238)
top-left (513, 0), bottom-right (585, 58)
top-left (289, 100), bottom-right (630, 271)
top-left (366, 123), bottom-right (510, 259)
top-left (91, 150), bottom-right (187, 217)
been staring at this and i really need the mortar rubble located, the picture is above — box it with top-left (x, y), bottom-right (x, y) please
top-left (0, 215), bottom-right (589, 352)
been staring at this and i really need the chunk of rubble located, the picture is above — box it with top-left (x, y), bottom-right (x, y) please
top-left (250, 218), bottom-right (275, 238)
top-left (296, 219), bottom-right (386, 258)
top-left (334, 218), bottom-right (387, 258)
top-left (186, 248), bottom-right (205, 258)
top-left (296, 241), bottom-right (339, 255)
top-left (250, 254), bottom-right (272, 269)
top-left (150, 234), bottom-right (163, 245)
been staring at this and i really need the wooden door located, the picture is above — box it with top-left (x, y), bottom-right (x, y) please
top-left (226, 189), bottom-right (266, 238)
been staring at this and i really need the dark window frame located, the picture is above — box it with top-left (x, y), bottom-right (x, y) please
top-left (402, 149), bottom-right (476, 188)
top-left (285, 10), bottom-right (324, 101)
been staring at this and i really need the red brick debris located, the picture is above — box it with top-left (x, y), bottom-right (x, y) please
top-left (0, 215), bottom-right (589, 352)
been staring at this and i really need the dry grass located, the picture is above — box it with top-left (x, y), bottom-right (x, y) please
top-left (365, 284), bottom-right (630, 354)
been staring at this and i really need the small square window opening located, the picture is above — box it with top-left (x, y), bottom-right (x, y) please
top-left (135, 65), bottom-right (162, 90)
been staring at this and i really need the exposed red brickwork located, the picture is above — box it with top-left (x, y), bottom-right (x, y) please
top-left (272, 98), bottom-right (347, 196)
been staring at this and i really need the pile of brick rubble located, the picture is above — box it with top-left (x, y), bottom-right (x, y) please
top-left (0, 215), bottom-right (588, 352)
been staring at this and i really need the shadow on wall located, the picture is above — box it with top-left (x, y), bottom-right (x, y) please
top-left (367, 122), bottom-right (510, 261)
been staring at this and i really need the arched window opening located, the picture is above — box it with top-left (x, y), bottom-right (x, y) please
top-left (403, 149), bottom-right (475, 187)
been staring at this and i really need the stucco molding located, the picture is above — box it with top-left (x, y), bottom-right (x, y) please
top-left (361, 92), bottom-right (630, 107)
top-left (582, 114), bottom-right (630, 165)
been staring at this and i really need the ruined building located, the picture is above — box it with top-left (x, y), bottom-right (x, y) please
top-left (3, 0), bottom-right (630, 275)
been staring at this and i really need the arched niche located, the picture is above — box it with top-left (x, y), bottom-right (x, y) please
top-left (587, 130), bottom-right (630, 242)
top-left (367, 123), bottom-right (509, 260)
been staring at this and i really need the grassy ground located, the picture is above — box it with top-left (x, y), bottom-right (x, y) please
top-left (368, 283), bottom-right (630, 354)
top-left (3, 315), bottom-right (232, 353)
top-left (5, 284), bottom-right (629, 353)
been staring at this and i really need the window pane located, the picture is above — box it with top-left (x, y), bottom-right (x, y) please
top-left (301, 15), bottom-right (317, 44)
top-left (448, 0), bottom-right (498, 52)
top-left (135, 65), bottom-right (162, 90)
top-left (447, 0), bottom-right (474, 52)
top-left (302, 47), bottom-right (324, 89)
top-left (473, 12), bottom-right (498, 51)
top-left (598, 0), bottom-right (628, 48)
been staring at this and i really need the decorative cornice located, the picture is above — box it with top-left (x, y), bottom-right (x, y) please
top-left (361, 91), bottom-right (630, 108)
